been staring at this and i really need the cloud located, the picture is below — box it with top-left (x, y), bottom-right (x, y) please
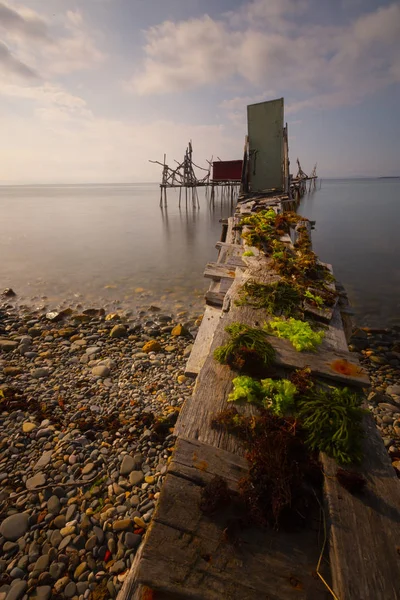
top-left (0, 105), bottom-right (239, 183)
top-left (0, 40), bottom-right (39, 79)
top-left (0, 2), bottom-right (104, 80)
top-left (0, 81), bottom-right (94, 121)
top-left (130, 0), bottom-right (400, 113)
top-left (0, 1), bottom-right (49, 41)
top-left (131, 16), bottom-right (240, 94)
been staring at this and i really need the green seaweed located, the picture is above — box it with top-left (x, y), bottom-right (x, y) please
top-left (297, 386), bottom-right (365, 465)
top-left (228, 375), bottom-right (264, 404)
top-left (227, 375), bottom-right (297, 417)
top-left (236, 280), bottom-right (301, 317)
top-left (264, 317), bottom-right (325, 352)
top-left (214, 322), bottom-right (275, 376)
top-left (240, 209), bottom-right (337, 302)
top-left (261, 378), bottom-right (298, 416)
top-left (304, 290), bottom-right (324, 308)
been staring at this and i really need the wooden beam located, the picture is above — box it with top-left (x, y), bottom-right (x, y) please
top-left (185, 305), bottom-right (221, 377)
top-left (204, 263), bottom-right (238, 280)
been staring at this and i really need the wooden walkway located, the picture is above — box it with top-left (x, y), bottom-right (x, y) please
top-left (119, 196), bottom-right (400, 600)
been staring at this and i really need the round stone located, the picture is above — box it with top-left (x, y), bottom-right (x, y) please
top-left (26, 472), bottom-right (46, 490)
top-left (64, 582), bottom-right (77, 598)
top-left (22, 422), bottom-right (36, 433)
top-left (120, 455), bottom-right (135, 476)
top-left (53, 515), bottom-right (66, 529)
top-left (4, 580), bottom-right (27, 600)
top-left (49, 562), bottom-right (65, 580)
top-left (124, 532), bottom-right (141, 549)
top-left (47, 495), bottom-right (61, 515)
top-left (31, 368), bottom-right (50, 378)
top-left (112, 519), bottom-right (132, 532)
top-left (129, 471), bottom-right (144, 486)
top-left (85, 535), bottom-right (97, 552)
top-left (82, 463), bottom-right (94, 475)
top-left (34, 586), bottom-right (52, 600)
top-left (0, 513), bottom-right (29, 541)
top-left (92, 366), bottom-right (110, 378)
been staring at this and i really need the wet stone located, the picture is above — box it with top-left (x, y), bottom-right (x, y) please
top-left (4, 581), bottom-right (27, 600)
top-left (47, 495), bottom-right (61, 514)
top-left (64, 581), bottom-right (77, 598)
top-left (26, 473), bottom-right (46, 490)
top-left (0, 513), bottom-right (29, 541)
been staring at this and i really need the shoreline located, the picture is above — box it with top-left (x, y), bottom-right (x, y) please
top-left (0, 300), bottom-right (197, 599)
top-left (350, 326), bottom-right (400, 470)
top-left (0, 298), bottom-right (399, 599)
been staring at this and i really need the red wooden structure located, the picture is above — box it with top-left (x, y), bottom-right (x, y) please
top-left (212, 160), bottom-right (242, 182)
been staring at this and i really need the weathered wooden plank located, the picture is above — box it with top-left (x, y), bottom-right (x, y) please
top-left (225, 256), bottom-right (245, 268)
top-left (215, 242), bottom-right (242, 250)
top-left (125, 194), bottom-right (400, 600)
top-left (232, 216), bottom-right (242, 245)
top-left (303, 300), bottom-right (337, 324)
top-left (134, 522), bottom-right (323, 600)
top-left (269, 334), bottom-right (369, 387)
top-left (117, 543), bottom-right (150, 600)
top-left (205, 290), bottom-right (225, 307)
top-left (185, 306), bottom-right (221, 377)
top-left (323, 420), bottom-right (400, 600)
top-left (168, 438), bottom-right (248, 487)
top-left (320, 306), bottom-right (400, 600)
top-left (176, 308), bottom-right (368, 452)
top-left (132, 469), bottom-right (330, 600)
top-left (219, 277), bottom-right (233, 294)
top-left (279, 233), bottom-right (292, 244)
top-left (225, 217), bottom-right (234, 244)
top-left (204, 263), bottom-right (237, 280)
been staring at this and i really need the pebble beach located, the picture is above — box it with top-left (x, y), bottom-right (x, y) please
top-left (0, 291), bottom-right (399, 600)
top-left (0, 295), bottom-right (197, 600)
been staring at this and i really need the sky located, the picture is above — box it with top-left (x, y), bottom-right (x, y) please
top-left (0, 0), bottom-right (399, 183)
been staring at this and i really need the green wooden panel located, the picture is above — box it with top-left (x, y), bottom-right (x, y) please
top-left (247, 98), bottom-right (284, 192)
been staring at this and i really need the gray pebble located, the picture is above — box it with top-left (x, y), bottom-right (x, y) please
top-left (4, 581), bottom-right (27, 600)
top-left (0, 513), bottom-right (29, 541)
top-left (64, 581), bottom-right (77, 598)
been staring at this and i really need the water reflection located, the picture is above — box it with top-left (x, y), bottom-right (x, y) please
top-left (0, 184), bottom-right (236, 314)
top-left (300, 178), bottom-right (400, 327)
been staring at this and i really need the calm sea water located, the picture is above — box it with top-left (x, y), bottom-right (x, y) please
top-left (0, 179), bottom-right (398, 325)
top-left (0, 184), bottom-right (235, 316)
top-left (299, 178), bottom-right (400, 327)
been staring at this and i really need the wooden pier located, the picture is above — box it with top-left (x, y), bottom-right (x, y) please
top-left (150, 142), bottom-right (241, 208)
top-left (119, 99), bottom-right (400, 600)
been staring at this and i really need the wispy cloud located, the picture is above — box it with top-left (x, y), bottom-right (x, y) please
top-left (0, 1), bottom-right (104, 80)
top-left (0, 40), bottom-right (39, 79)
top-left (0, 1), bottom-right (49, 41)
top-left (130, 0), bottom-right (400, 113)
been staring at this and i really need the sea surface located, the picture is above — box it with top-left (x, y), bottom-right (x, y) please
top-left (0, 179), bottom-right (398, 326)
top-left (0, 184), bottom-right (235, 316)
top-left (299, 178), bottom-right (400, 327)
